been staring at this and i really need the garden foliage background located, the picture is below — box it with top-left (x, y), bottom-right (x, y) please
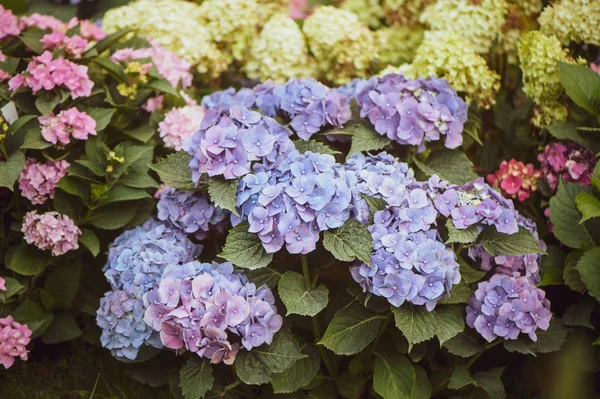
top-left (0, 0), bottom-right (599, 398)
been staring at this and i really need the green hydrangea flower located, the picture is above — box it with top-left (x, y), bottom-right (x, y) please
top-left (538, 0), bottom-right (600, 46)
top-left (340, 0), bottom-right (385, 28)
top-left (375, 24), bottom-right (424, 67)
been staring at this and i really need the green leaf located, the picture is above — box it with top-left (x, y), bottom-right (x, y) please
top-left (150, 152), bottom-right (195, 190)
top-left (41, 263), bottom-right (81, 310)
top-left (458, 256), bottom-right (487, 284)
top-left (58, 176), bottom-right (90, 203)
top-left (271, 344), bottom-right (321, 394)
top-left (79, 228), bottom-right (100, 257)
top-left (446, 219), bottom-right (480, 244)
top-left (323, 219), bottom-right (373, 266)
top-left (413, 149), bottom-right (476, 185)
top-left (124, 125), bottom-right (156, 142)
top-left (235, 350), bottom-right (271, 385)
top-left (319, 303), bottom-right (385, 355)
top-left (448, 364), bottom-right (475, 390)
top-left (6, 115), bottom-right (37, 136)
top-left (278, 271), bottom-right (329, 316)
top-left (347, 124), bottom-right (391, 157)
top-left (360, 193), bottom-right (388, 219)
top-left (336, 371), bottom-right (366, 399)
top-left (12, 300), bottom-right (54, 338)
top-left (476, 226), bottom-right (543, 256)
top-left (92, 28), bottom-right (133, 54)
top-left (435, 306), bottom-right (466, 345)
top-left (220, 222), bottom-right (273, 270)
top-left (21, 127), bottom-right (52, 149)
top-left (562, 299), bottom-right (594, 329)
top-left (246, 267), bottom-right (281, 289)
top-left (179, 358), bottom-right (214, 399)
top-left (207, 177), bottom-right (239, 216)
top-left (575, 247), bottom-right (600, 300)
top-left (41, 311), bottom-right (83, 344)
top-left (7, 245), bottom-right (50, 276)
top-left (439, 280), bottom-right (473, 305)
top-left (443, 333), bottom-right (483, 358)
top-left (0, 150), bottom-right (25, 190)
top-left (120, 171), bottom-right (159, 189)
top-left (547, 122), bottom-right (597, 150)
top-left (559, 62), bottom-right (600, 116)
top-left (87, 108), bottom-right (116, 131)
top-left (503, 319), bottom-right (570, 355)
top-left (592, 162), bottom-right (600, 192)
top-left (294, 140), bottom-right (341, 155)
top-left (575, 193), bottom-right (600, 223)
top-left (144, 78), bottom-right (180, 98)
top-left (393, 304), bottom-right (437, 346)
top-left (87, 201), bottom-right (142, 230)
top-left (373, 352), bottom-right (418, 399)
top-left (564, 251), bottom-right (586, 292)
top-left (19, 28), bottom-right (45, 54)
top-left (472, 370), bottom-right (505, 399)
top-left (97, 185), bottom-right (150, 206)
top-left (35, 94), bottom-right (60, 116)
top-left (0, 278), bottom-right (24, 303)
top-left (92, 57), bottom-right (128, 83)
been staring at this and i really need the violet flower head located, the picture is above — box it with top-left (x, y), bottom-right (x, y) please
top-left (537, 141), bottom-right (596, 193)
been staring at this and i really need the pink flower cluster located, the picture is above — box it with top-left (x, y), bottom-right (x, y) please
top-left (0, 50), bottom-right (9, 81)
top-left (8, 51), bottom-right (94, 99)
top-left (18, 158), bottom-right (69, 205)
top-left (0, 316), bottom-right (32, 369)
top-left (19, 13), bottom-right (64, 31)
top-left (79, 20), bottom-right (106, 41)
top-left (289, 0), bottom-right (312, 19)
top-left (22, 210), bottom-right (81, 256)
top-left (110, 41), bottom-right (193, 89)
top-left (538, 142), bottom-right (596, 193)
top-left (0, 5), bottom-right (21, 40)
top-left (487, 159), bottom-right (541, 201)
top-left (41, 31), bottom-right (89, 58)
top-left (39, 108), bottom-right (97, 145)
top-left (0, 277), bottom-right (5, 291)
top-left (158, 105), bottom-right (205, 151)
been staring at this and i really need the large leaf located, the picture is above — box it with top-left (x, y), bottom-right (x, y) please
top-left (179, 358), bottom-right (214, 399)
top-left (550, 180), bottom-right (592, 248)
top-left (323, 219), bottom-right (373, 266)
top-left (575, 247), bottom-right (600, 300)
top-left (442, 333), bottom-right (483, 358)
top-left (19, 28), bottom-right (45, 54)
top-left (220, 222), bottom-right (273, 270)
top-left (35, 94), bottom-right (60, 116)
top-left (278, 271), bottom-right (329, 316)
top-left (448, 364), bottom-right (475, 390)
top-left (149, 151), bottom-right (195, 190)
top-left (86, 201), bottom-right (142, 230)
top-left (476, 226), bottom-right (543, 256)
top-left (373, 352), bottom-right (426, 399)
top-left (92, 28), bottom-right (133, 54)
top-left (86, 108), bottom-right (116, 131)
top-left (0, 277), bottom-right (24, 303)
top-left (12, 300), bottom-right (54, 338)
top-left (547, 122), bottom-right (597, 150)
top-left (97, 185), bottom-right (150, 206)
top-left (207, 177), bottom-right (239, 216)
top-left (413, 149), bottom-right (476, 185)
top-left (559, 62), bottom-right (600, 116)
top-left (0, 150), bottom-right (25, 190)
top-left (41, 311), bottom-right (82, 344)
top-left (7, 245), bottom-right (50, 276)
top-left (562, 299), bottom-right (594, 329)
top-left (393, 304), bottom-right (464, 347)
top-left (144, 78), bottom-right (180, 98)
top-left (446, 219), bottom-right (480, 244)
top-left (575, 193), bottom-right (600, 223)
top-left (472, 370), bottom-right (505, 399)
top-left (235, 350), bottom-right (271, 385)
top-left (41, 263), bottom-right (81, 310)
top-left (503, 319), bottom-right (570, 355)
top-left (319, 303), bottom-right (385, 355)
top-left (347, 124), bottom-right (391, 157)
top-left (271, 344), bottom-right (321, 394)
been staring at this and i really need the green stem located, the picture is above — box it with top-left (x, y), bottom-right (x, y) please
top-left (220, 379), bottom-right (241, 397)
top-left (466, 339), bottom-right (502, 368)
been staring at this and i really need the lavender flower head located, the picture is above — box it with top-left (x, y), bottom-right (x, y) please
top-left (356, 73), bottom-right (467, 150)
top-left (157, 187), bottom-right (227, 240)
top-left (234, 150), bottom-right (354, 254)
top-left (143, 261), bottom-right (282, 364)
top-left (466, 274), bottom-right (551, 342)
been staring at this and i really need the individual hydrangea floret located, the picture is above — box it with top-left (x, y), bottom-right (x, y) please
top-left (235, 150), bottom-right (354, 254)
top-left (144, 261), bottom-right (282, 364)
top-left (487, 159), bottom-right (542, 202)
top-left (22, 211), bottom-right (81, 256)
top-left (0, 5), bottom-right (22, 40)
top-left (466, 274), bottom-right (551, 342)
top-left (537, 142), bottom-right (597, 193)
top-left (158, 105), bottom-right (205, 151)
top-left (8, 51), bottom-right (94, 99)
top-left (0, 316), bottom-right (32, 369)
top-left (18, 158), bottom-right (69, 205)
top-left (157, 187), bottom-right (227, 240)
top-left (356, 74), bottom-right (468, 149)
top-left (538, 0), bottom-right (600, 47)
top-left (184, 105), bottom-right (295, 181)
top-left (39, 108), bottom-right (97, 145)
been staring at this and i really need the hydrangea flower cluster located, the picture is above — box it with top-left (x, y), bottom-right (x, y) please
top-left (340, 0), bottom-right (385, 28)
top-left (184, 105), bottom-right (294, 181)
top-left (158, 105), bottom-right (205, 151)
top-left (0, 5), bottom-right (21, 40)
top-left (144, 261), bottom-right (282, 364)
top-left (40, 30), bottom-right (89, 58)
top-left (98, 218), bottom-right (202, 360)
top-left (537, 142), bottom-right (597, 192)
top-left (0, 49), bottom-right (9, 81)
top-left (487, 159), bottom-right (542, 202)
top-left (356, 74), bottom-right (468, 149)
top-left (0, 277), bottom-right (5, 291)
top-left (22, 211), bottom-right (81, 256)
top-left (18, 158), bottom-right (70, 205)
top-left (19, 13), bottom-right (64, 31)
top-left (289, 0), bottom-right (312, 19)
top-left (539, 0), bottom-right (600, 47)
top-left (157, 188), bottom-right (227, 240)
top-left (8, 51), bottom-right (94, 99)
top-left (466, 274), bottom-right (551, 342)
top-left (235, 151), bottom-right (353, 254)
top-left (374, 25), bottom-right (424, 67)
top-left (39, 108), bottom-right (97, 145)
top-left (382, 0), bottom-right (433, 26)
top-left (0, 316), bottom-right (32, 369)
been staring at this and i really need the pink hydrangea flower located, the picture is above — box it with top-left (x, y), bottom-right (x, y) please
top-left (0, 5), bottom-right (21, 40)
top-left (79, 20), bottom-right (106, 41)
top-left (591, 62), bottom-right (600, 75)
top-left (487, 159), bottom-right (542, 201)
top-left (39, 107), bottom-right (97, 145)
top-left (154, 184), bottom-right (169, 199)
top-left (537, 142), bottom-right (596, 193)
top-left (8, 51), bottom-right (94, 99)
top-left (289, 0), bottom-right (312, 19)
top-left (22, 210), bottom-right (81, 256)
top-left (18, 158), bottom-right (69, 205)
top-left (0, 316), bottom-right (32, 369)
top-left (41, 31), bottom-right (89, 58)
top-left (158, 105), bottom-right (204, 151)
top-left (0, 277), bottom-right (5, 291)
top-left (143, 95), bottom-right (165, 113)
top-left (0, 50), bottom-right (8, 81)
top-left (19, 13), bottom-right (64, 31)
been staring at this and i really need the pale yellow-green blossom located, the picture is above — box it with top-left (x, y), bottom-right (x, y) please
top-left (391, 31), bottom-right (500, 108)
top-left (102, 0), bottom-right (228, 79)
top-left (382, 0), bottom-right (433, 26)
top-left (256, 0), bottom-right (289, 21)
top-left (516, 0), bottom-right (542, 16)
top-left (420, 0), bottom-right (508, 53)
top-left (340, 0), bottom-right (385, 28)
top-left (538, 0), bottom-right (600, 46)
top-left (303, 6), bottom-right (378, 84)
top-left (375, 24), bottom-right (424, 66)
top-left (245, 14), bottom-right (316, 83)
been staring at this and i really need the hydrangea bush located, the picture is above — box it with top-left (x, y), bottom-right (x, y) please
top-left (0, 1), bottom-right (599, 399)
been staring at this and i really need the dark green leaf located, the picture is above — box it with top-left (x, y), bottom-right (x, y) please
top-left (294, 140), bottom-right (341, 155)
top-left (42, 263), bottom-right (81, 310)
top-left (271, 344), bottom-right (320, 394)
top-left (413, 149), bottom-right (476, 185)
top-left (393, 304), bottom-right (437, 346)
top-left (547, 122), bottom-right (597, 150)
top-left (278, 271), bottom-right (329, 316)
top-left (87, 201), bottom-right (141, 230)
top-left (21, 127), bottom-right (52, 149)
top-left (550, 181), bottom-right (593, 248)
top-left (443, 333), bottom-right (483, 358)
top-left (58, 176), bottom-right (90, 203)
top-left (559, 62), bottom-right (600, 116)
top-left (562, 299), bottom-right (594, 329)
top-left (235, 350), bottom-right (271, 385)
top-left (12, 300), bottom-right (54, 338)
top-left (458, 256), bottom-right (487, 284)
top-left (79, 228), bottom-right (100, 257)
top-left (120, 171), bottom-right (159, 188)
top-left (97, 185), bottom-right (150, 206)
top-left (124, 125), bottom-right (156, 142)
top-left (575, 247), bottom-right (600, 300)
top-left (323, 219), bottom-right (373, 266)
top-left (150, 151), bottom-right (195, 190)
top-left (19, 28), bottom-right (45, 54)
top-left (373, 352), bottom-right (420, 399)
top-left (477, 226), bottom-right (543, 256)
top-left (220, 222), bottom-right (273, 270)
top-left (446, 219), bottom-right (480, 244)
top-left (347, 124), bottom-right (391, 157)
top-left (0, 150), bottom-right (25, 190)
top-left (179, 358), bottom-right (214, 399)
top-left (448, 364), bottom-right (475, 390)
top-left (208, 177), bottom-right (239, 216)
top-left (92, 57), bottom-right (128, 83)
top-left (246, 267), bottom-right (281, 289)
top-left (7, 245), bottom-right (50, 276)
top-left (249, 329), bottom-right (306, 374)
top-left (92, 29), bottom-right (133, 54)
top-left (41, 311), bottom-right (82, 344)
top-left (472, 370), bottom-right (505, 399)
top-left (6, 115), bottom-right (37, 136)
top-left (35, 95), bottom-right (60, 116)
top-left (0, 278), bottom-right (23, 303)
top-left (336, 371), bottom-right (366, 399)
top-left (87, 108), bottom-right (116, 131)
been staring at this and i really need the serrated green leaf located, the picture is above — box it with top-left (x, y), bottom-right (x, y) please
top-left (271, 344), bottom-right (320, 394)
top-left (373, 352), bottom-right (418, 399)
top-left (562, 299), bottom-right (594, 329)
top-left (393, 304), bottom-right (437, 346)
top-left (41, 311), bottom-right (82, 344)
top-left (413, 149), bottom-right (476, 185)
top-left (446, 219), bottom-right (480, 244)
top-left (319, 303), bottom-right (385, 355)
top-left (559, 62), bottom-right (600, 116)
top-left (207, 177), bottom-right (239, 216)
top-left (347, 124), bottom-right (391, 157)
top-left (435, 306), bottom-right (465, 345)
top-left (12, 300), bottom-right (54, 338)
top-left (476, 226), bottom-right (543, 256)
top-left (546, 122), bottom-right (597, 150)
top-left (575, 192), bottom-right (600, 223)
top-left (21, 127), bottom-right (52, 149)
top-left (443, 333), bottom-right (483, 358)
top-left (503, 319), bottom-right (570, 356)
top-left (323, 219), bottom-right (373, 266)
top-left (235, 350), bottom-right (271, 385)
top-left (472, 370), bottom-right (505, 399)
top-left (79, 228), bottom-right (100, 257)
top-left (448, 364), bottom-right (475, 390)
top-left (87, 108), bottom-right (116, 131)
top-left (278, 271), bottom-right (329, 316)
top-left (220, 222), bottom-right (273, 270)
top-left (360, 193), bottom-right (388, 221)
top-left (35, 94), bottom-right (60, 116)
top-left (42, 263), bottom-right (81, 310)
top-left (575, 247), bottom-right (600, 300)
top-left (458, 256), bottom-right (487, 284)
top-left (551, 180), bottom-right (594, 249)
top-left (120, 171), bottom-right (159, 189)
top-left (7, 245), bottom-right (50, 276)
top-left (294, 140), bottom-right (341, 155)
top-left (150, 151), bottom-right (195, 190)
top-left (86, 201), bottom-right (141, 230)
top-left (0, 150), bottom-right (25, 190)
top-left (0, 278), bottom-right (23, 303)
top-left (97, 185), bottom-right (150, 206)
top-left (179, 358), bottom-right (213, 399)
top-left (439, 280), bottom-right (473, 305)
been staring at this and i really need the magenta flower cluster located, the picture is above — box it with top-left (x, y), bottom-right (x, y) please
top-left (39, 107), bottom-right (97, 145)
top-left (0, 6), bottom-right (20, 40)
top-left (18, 158), bottom-right (69, 205)
top-left (144, 261), bottom-right (282, 364)
top-left (537, 141), bottom-right (597, 193)
top-left (0, 316), bottom-right (32, 369)
top-left (158, 105), bottom-right (205, 151)
top-left (356, 74), bottom-right (467, 150)
top-left (466, 274), bottom-right (551, 343)
top-left (21, 210), bottom-right (81, 256)
top-left (40, 30), bottom-right (89, 58)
